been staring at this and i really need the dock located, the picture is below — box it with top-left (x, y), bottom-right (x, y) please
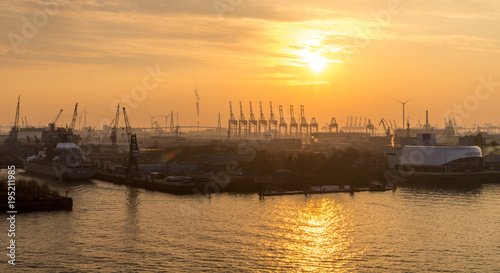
top-left (94, 172), bottom-right (205, 194)
top-left (258, 185), bottom-right (395, 197)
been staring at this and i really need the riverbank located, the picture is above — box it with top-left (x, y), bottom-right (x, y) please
top-left (0, 178), bottom-right (72, 213)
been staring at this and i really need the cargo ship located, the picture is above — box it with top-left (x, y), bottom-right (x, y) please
top-left (20, 142), bottom-right (98, 180)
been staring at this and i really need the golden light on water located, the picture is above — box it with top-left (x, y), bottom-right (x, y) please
top-left (278, 198), bottom-right (356, 271)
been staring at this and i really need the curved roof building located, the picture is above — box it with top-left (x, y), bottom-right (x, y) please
top-left (396, 145), bottom-right (483, 173)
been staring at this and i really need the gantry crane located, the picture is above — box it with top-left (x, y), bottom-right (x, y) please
top-left (238, 101), bottom-right (248, 138)
top-left (228, 102), bottom-right (238, 138)
top-left (299, 105), bottom-right (308, 137)
top-left (268, 101), bottom-right (277, 133)
top-left (249, 102), bottom-right (258, 136)
top-left (309, 117), bottom-right (318, 134)
top-left (258, 101), bottom-right (267, 137)
top-left (278, 105), bottom-right (287, 136)
top-left (122, 107), bottom-right (139, 177)
top-left (289, 105), bottom-right (298, 137)
top-left (110, 105), bottom-right (120, 145)
top-left (366, 119), bottom-right (375, 136)
top-left (329, 118), bottom-right (338, 133)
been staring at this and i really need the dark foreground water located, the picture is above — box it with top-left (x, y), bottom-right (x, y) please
top-left (1, 173), bottom-right (499, 272)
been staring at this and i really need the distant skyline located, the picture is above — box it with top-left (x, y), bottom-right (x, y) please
top-left (1, 0), bottom-right (500, 129)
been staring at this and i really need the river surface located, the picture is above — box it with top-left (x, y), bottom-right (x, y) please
top-left (1, 172), bottom-right (499, 272)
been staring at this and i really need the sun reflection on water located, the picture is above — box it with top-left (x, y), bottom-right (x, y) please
top-left (270, 197), bottom-right (359, 272)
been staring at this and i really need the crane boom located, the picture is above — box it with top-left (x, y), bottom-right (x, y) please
top-left (101, 119), bottom-right (114, 144)
top-left (52, 109), bottom-right (63, 126)
top-left (70, 103), bottom-right (78, 131)
top-left (110, 105), bottom-right (120, 145)
top-left (122, 107), bottom-right (132, 141)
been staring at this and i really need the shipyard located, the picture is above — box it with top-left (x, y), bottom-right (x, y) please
top-left (2, 95), bottom-right (500, 194)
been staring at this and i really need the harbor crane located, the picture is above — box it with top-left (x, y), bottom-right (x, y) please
top-left (299, 105), bottom-right (308, 137)
top-left (289, 105), bottom-right (298, 137)
top-left (110, 105), bottom-right (120, 145)
top-left (86, 126), bottom-right (95, 142)
top-left (309, 117), bottom-right (319, 134)
top-left (228, 102), bottom-right (238, 138)
top-left (67, 103), bottom-right (78, 142)
top-left (329, 118), bottom-right (338, 133)
top-left (366, 119), bottom-right (375, 136)
top-left (249, 102), bottom-right (258, 136)
top-left (153, 121), bottom-right (163, 135)
top-left (379, 118), bottom-right (391, 136)
top-left (147, 113), bottom-right (162, 129)
top-left (50, 109), bottom-right (63, 129)
top-left (238, 102), bottom-right (248, 138)
top-left (8, 96), bottom-right (20, 143)
top-left (278, 105), bottom-right (287, 136)
top-left (101, 119), bottom-right (114, 144)
top-left (258, 101), bottom-right (267, 137)
top-left (122, 107), bottom-right (139, 177)
top-left (268, 101), bottom-right (278, 133)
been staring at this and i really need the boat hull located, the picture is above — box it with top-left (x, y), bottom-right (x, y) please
top-left (22, 160), bottom-right (98, 180)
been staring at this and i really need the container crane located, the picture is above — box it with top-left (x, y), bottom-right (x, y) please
top-left (228, 102), bottom-right (238, 138)
top-left (299, 105), bottom-right (308, 137)
top-left (122, 107), bottom-right (139, 177)
top-left (238, 101), bottom-right (248, 138)
top-left (249, 102), bottom-right (258, 136)
top-left (268, 101), bottom-right (278, 133)
top-left (110, 105), bottom-right (120, 145)
top-left (278, 105), bottom-right (287, 136)
top-left (366, 119), bottom-right (375, 136)
top-left (309, 117), bottom-right (318, 134)
top-left (289, 105), bottom-right (298, 137)
top-left (329, 118), bottom-right (338, 133)
top-left (258, 101), bottom-right (267, 137)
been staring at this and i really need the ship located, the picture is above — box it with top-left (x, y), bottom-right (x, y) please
top-left (20, 142), bottom-right (98, 180)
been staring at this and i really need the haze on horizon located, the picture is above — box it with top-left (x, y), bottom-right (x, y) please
top-left (1, 0), bottom-right (500, 130)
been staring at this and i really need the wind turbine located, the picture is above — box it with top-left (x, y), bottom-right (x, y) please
top-left (394, 98), bottom-right (413, 130)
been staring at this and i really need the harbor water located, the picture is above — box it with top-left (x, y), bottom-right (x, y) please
top-left (1, 173), bottom-right (499, 272)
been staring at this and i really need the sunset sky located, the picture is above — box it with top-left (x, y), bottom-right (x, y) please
top-left (1, 0), bottom-right (500, 130)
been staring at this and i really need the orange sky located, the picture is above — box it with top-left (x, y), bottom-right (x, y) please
top-left (1, 0), bottom-right (500, 130)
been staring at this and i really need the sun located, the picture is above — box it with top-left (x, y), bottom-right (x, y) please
top-left (307, 54), bottom-right (327, 72)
